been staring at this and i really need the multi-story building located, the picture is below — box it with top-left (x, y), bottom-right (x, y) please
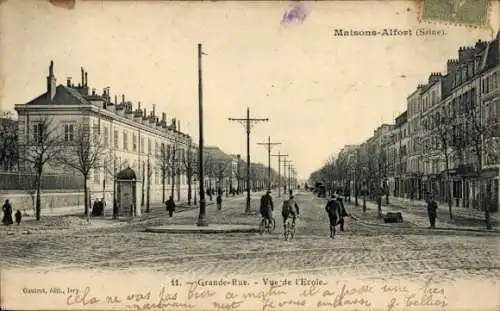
top-left (332, 32), bottom-right (499, 211)
top-left (14, 62), bottom-right (193, 210)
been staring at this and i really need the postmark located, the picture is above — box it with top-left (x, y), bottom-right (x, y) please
top-left (419, 0), bottom-right (490, 28)
top-left (281, 2), bottom-right (311, 25)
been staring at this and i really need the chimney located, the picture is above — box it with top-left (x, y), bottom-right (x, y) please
top-left (171, 118), bottom-right (177, 131)
top-left (162, 112), bottom-right (166, 122)
top-left (138, 101), bottom-right (141, 110)
top-left (84, 72), bottom-right (88, 87)
top-left (92, 88), bottom-right (96, 96)
top-left (152, 104), bottom-right (156, 118)
top-left (177, 120), bottom-right (181, 132)
top-left (114, 95), bottom-right (117, 105)
top-left (143, 108), bottom-right (147, 120)
top-left (66, 77), bottom-right (72, 87)
top-left (46, 60), bottom-right (56, 103)
top-left (81, 67), bottom-right (84, 87)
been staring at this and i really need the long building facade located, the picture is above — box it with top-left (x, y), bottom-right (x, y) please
top-left (336, 33), bottom-right (500, 212)
top-left (14, 62), bottom-right (193, 209)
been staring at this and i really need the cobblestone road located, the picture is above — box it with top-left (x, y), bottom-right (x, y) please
top-left (1, 192), bottom-right (499, 282)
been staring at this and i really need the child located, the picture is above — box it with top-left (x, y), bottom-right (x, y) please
top-left (15, 210), bottom-right (22, 225)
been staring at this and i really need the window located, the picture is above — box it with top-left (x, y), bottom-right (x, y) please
top-left (64, 124), bottom-right (74, 142)
top-left (33, 123), bottom-right (43, 143)
top-left (155, 142), bottom-right (159, 156)
top-left (103, 127), bottom-right (109, 147)
top-left (132, 134), bottom-right (137, 152)
top-left (114, 130), bottom-right (119, 148)
top-left (155, 169), bottom-right (159, 184)
top-left (140, 137), bottom-right (144, 154)
top-left (123, 131), bottom-right (128, 150)
top-left (148, 138), bottom-right (152, 154)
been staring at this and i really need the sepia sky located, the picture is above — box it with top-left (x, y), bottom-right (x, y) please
top-left (0, 0), bottom-right (498, 179)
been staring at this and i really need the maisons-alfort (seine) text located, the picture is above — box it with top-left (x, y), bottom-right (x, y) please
top-left (334, 28), bottom-right (446, 37)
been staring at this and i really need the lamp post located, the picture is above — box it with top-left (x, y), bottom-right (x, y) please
top-left (196, 43), bottom-right (208, 227)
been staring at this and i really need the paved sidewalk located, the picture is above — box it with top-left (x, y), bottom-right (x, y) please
top-left (345, 198), bottom-right (499, 232)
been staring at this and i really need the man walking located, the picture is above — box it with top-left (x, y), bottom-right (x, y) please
top-left (325, 195), bottom-right (341, 238)
top-left (165, 195), bottom-right (176, 217)
top-left (426, 192), bottom-right (438, 228)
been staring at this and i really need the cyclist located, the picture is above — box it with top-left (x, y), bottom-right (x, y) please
top-left (282, 194), bottom-right (300, 229)
top-left (260, 190), bottom-right (274, 225)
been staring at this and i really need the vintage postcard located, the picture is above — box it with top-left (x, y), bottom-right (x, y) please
top-left (0, 0), bottom-right (499, 310)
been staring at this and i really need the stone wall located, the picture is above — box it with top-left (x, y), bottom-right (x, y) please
top-left (0, 190), bottom-right (85, 214)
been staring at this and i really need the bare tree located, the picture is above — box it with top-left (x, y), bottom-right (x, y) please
top-left (430, 107), bottom-right (455, 219)
top-left (56, 123), bottom-right (106, 220)
top-left (456, 90), bottom-right (498, 229)
top-left (20, 117), bottom-right (63, 221)
top-left (181, 144), bottom-right (196, 205)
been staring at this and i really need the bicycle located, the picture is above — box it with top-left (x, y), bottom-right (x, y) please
top-left (283, 218), bottom-right (296, 240)
top-left (259, 217), bottom-right (276, 235)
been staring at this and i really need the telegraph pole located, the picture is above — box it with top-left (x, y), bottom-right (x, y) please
top-left (228, 108), bottom-right (269, 213)
top-left (257, 136), bottom-right (281, 191)
top-left (283, 159), bottom-right (291, 196)
top-left (271, 152), bottom-right (288, 197)
top-left (196, 43), bottom-right (208, 227)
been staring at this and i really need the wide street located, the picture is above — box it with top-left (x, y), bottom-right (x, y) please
top-left (1, 191), bottom-right (499, 282)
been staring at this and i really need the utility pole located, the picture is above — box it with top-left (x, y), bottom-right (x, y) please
top-left (272, 152), bottom-right (288, 197)
top-left (257, 136), bottom-right (281, 191)
top-left (197, 43), bottom-right (208, 227)
top-left (283, 159), bottom-right (291, 196)
top-left (228, 108), bottom-right (269, 213)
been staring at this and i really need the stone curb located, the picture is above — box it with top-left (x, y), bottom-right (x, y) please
top-left (350, 214), bottom-right (500, 234)
top-left (144, 225), bottom-right (259, 234)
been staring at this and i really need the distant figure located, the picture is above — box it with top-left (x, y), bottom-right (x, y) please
top-left (113, 198), bottom-right (119, 220)
top-left (426, 193), bottom-right (438, 228)
top-left (15, 210), bottom-right (22, 225)
top-left (336, 195), bottom-right (348, 232)
top-left (325, 195), bottom-right (341, 238)
top-left (2, 199), bottom-right (13, 225)
top-left (100, 198), bottom-right (106, 216)
top-left (91, 198), bottom-right (99, 217)
top-left (216, 193), bottom-right (222, 210)
top-left (166, 196), bottom-right (176, 217)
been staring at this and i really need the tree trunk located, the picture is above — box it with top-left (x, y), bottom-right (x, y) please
top-left (161, 169), bottom-right (166, 203)
top-left (362, 192), bottom-right (366, 213)
top-left (35, 172), bottom-right (42, 221)
top-left (83, 177), bottom-right (89, 220)
top-left (445, 156), bottom-right (453, 220)
top-left (176, 171), bottom-right (181, 202)
top-left (187, 171), bottom-right (192, 205)
top-left (170, 171), bottom-right (175, 200)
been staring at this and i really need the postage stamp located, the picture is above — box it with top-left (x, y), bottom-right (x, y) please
top-left (419, 0), bottom-right (490, 27)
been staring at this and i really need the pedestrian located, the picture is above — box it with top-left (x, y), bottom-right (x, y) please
top-left (336, 195), bottom-right (348, 232)
top-left (325, 195), bottom-right (341, 238)
top-left (112, 198), bottom-right (119, 220)
top-left (100, 197), bottom-right (106, 216)
top-left (216, 193), bottom-right (222, 210)
top-left (426, 192), bottom-right (438, 228)
top-left (91, 198), bottom-right (99, 217)
top-left (165, 195), bottom-right (176, 217)
top-left (14, 210), bottom-right (22, 225)
top-left (2, 199), bottom-right (13, 225)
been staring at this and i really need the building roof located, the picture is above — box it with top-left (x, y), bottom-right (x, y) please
top-left (25, 85), bottom-right (93, 106)
top-left (116, 166), bottom-right (137, 180)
